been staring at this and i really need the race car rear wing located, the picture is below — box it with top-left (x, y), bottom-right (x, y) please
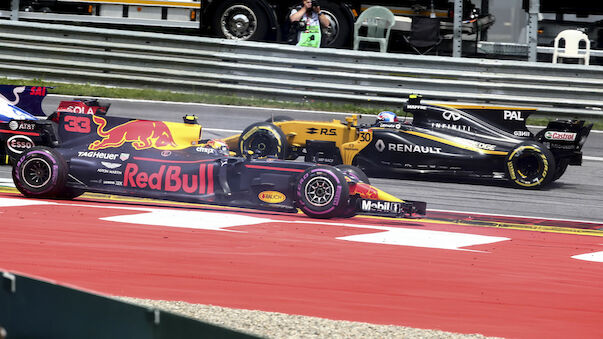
top-left (535, 119), bottom-right (593, 165)
top-left (0, 85), bottom-right (49, 117)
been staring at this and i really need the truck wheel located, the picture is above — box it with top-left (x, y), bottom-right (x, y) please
top-left (319, 0), bottom-right (352, 47)
top-left (12, 147), bottom-right (69, 198)
top-left (213, 0), bottom-right (269, 41)
top-left (296, 165), bottom-right (349, 218)
top-left (506, 142), bottom-right (556, 188)
top-left (239, 122), bottom-right (289, 159)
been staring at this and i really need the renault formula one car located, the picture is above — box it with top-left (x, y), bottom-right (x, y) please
top-left (224, 95), bottom-right (593, 189)
top-left (10, 111), bottom-right (426, 219)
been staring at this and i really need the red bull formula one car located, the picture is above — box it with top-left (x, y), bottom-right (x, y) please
top-left (10, 111), bottom-right (426, 219)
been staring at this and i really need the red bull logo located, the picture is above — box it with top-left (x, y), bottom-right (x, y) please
top-left (349, 182), bottom-right (379, 200)
top-left (89, 115), bottom-right (177, 150)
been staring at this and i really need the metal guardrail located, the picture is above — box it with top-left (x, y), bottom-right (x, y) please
top-left (0, 20), bottom-right (602, 118)
top-left (478, 41), bottom-right (603, 58)
top-left (1, 270), bottom-right (259, 339)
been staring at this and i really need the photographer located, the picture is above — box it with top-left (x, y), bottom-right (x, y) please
top-left (288, 0), bottom-right (330, 48)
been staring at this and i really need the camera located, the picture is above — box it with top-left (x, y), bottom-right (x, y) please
top-left (296, 20), bottom-right (306, 31)
top-left (311, 0), bottom-right (319, 7)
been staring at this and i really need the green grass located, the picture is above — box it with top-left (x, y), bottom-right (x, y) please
top-left (3, 77), bottom-right (601, 129)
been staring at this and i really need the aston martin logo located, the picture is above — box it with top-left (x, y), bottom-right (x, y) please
top-left (442, 111), bottom-right (462, 121)
top-left (375, 139), bottom-right (385, 152)
top-left (306, 127), bottom-right (318, 134)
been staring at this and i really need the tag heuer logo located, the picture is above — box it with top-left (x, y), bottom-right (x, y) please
top-left (375, 139), bottom-right (385, 152)
top-left (119, 153), bottom-right (130, 161)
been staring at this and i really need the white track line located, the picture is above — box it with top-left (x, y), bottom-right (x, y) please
top-left (584, 156), bottom-right (603, 162)
top-left (0, 178), bottom-right (14, 187)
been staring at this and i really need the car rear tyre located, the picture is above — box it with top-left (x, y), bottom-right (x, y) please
top-left (239, 122), bottom-right (289, 159)
top-left (505, 142), bottom-right (556, 189)
top-left (552, 159), bottom-right (569, 181)
top-left (12, 146), bottom-right (69, 198)
top-left (212, 0), bottom-right (269, 41)
top-left (296, 165), bottom-right (349, 218)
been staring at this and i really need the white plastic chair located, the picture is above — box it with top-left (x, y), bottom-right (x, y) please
top-left (353, 6), bottom-right (395, 53)
top-left (552, 30), bottom-right (591, 65)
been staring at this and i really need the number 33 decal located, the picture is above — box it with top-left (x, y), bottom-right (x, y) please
top-left (64, 115), bottom-right (91, 133)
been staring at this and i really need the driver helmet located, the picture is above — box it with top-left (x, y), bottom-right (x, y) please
top-left (206, 139), bottom-right (228, 150)
top-left (205, 139), bottom-right (230, 155)
top-left (376, 111), bottom-right (397, 122)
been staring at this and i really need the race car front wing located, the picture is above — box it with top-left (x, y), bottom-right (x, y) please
top-left (354, 198), bottom-right (427, 218)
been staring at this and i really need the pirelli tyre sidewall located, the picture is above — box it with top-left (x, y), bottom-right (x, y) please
top-left (506, 142), bottom-right (556, 189)
top-left (12, 146), bottom-right (69, 198)
top-left (335, 164), bottom-right (369, 218)
top-left (335, 164), bottom-right (370, 185)
top-left (296, 165), bottom-right (350, 218)
top-left (239, 122), bottom-right (288, 159)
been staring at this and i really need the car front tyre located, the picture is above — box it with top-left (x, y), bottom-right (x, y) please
top-left (295, 165), bottom-right (349, 218)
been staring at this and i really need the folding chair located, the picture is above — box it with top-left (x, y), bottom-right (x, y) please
top-left (403, 16), bottom-right (443, 55)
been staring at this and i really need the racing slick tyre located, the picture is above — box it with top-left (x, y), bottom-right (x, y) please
top-left (212, 0), bottom-right (270, 41)
top-left (336, 164), bottom-right (369, 218)
top-left (505, 142), bottom-right (556, 189)
top-left (335, 164), bottom-right (370, 185)
top-left (12, 146), bottom-right (69, 198)
top-left (239, 122), bottom-right (289, 159)
top-left (295, 165), bottom-right (350, 218)
top-left (56, 188), bottom-right (84, 200)
top-left (552, 159), bottom-right (569, 182)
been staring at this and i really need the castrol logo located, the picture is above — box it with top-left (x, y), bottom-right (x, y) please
top-left (544, 131), bottom-right (576, 141)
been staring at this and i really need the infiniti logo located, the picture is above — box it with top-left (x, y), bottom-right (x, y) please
top-left (375, 139), bottom-right (385, 152)
top-left (442, 111), bottom-right (462, 121)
